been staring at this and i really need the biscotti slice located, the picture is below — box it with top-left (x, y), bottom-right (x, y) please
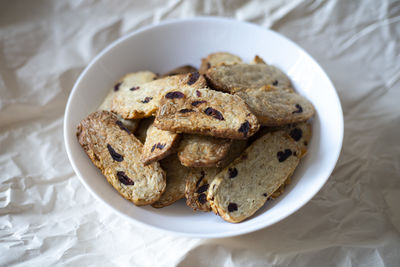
top-left (207, 130), bottom-right (301, 223)
top-left (199, 52), bottom-right (243, 74)
top-left (162, 65), bottom-right (198, 77)
top-left (76, 111), bottom-right (166, 205)
top-left (141, 123), bottom-right (180, 165)
top-left (112, 72), bottom-right (207, 119)
top-left (205, 63), bottom-right (293, 93)
top-left (185, 140), bottom-right (247, 212)
top-left (154, 87), bottom-right (260, 139)
top-left (177, 135), bottom-right (232, 167)
top-left (152, 154), bottom-right (192, 208)
top-left (98, 71), bottom-right (157, 132)
top-left (235, 87), bottom-right (315, 126)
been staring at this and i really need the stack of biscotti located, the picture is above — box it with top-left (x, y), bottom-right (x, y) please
top-left (76, 53), bottom-right (315, 223)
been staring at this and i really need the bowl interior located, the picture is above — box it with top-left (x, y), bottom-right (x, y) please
top-left (64, 18), bottom-right (343, 238)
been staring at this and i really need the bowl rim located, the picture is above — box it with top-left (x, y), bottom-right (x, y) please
top-left (64, 16), bottom-right (344, 238)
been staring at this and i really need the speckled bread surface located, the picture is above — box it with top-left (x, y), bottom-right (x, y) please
top-left (98, 71), bottom-right (157, 132)
top-left (199, 52), bottom-right (243, 74)
top-left (235, 87), bottom-right (315, 126)
top-left (112, 72), bottom-right (207, 119)
top-left (141, 123), bottom-right (180, 165)
top-left (76, 111), bottom-right (166, 205)
top-left (205, 63), bottom-right (293, 93)
top-left (177, 135), bottom-right (232, 167)
top-left (207, 130), bottom-right (300, 223)
top-left (154, 87), bottom-right (260, 139)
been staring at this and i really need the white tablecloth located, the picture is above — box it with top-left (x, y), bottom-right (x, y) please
top-left (1, 0), bottom-right (400, 266)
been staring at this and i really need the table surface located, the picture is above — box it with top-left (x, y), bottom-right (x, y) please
top-left (1, 0), bottom-right (400, 266)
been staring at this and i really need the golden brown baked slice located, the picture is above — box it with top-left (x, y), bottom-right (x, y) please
top-left (235, 87), bottom-right (315, 126)
top-left (154, 87), bottom-right (260, 139)
top-left (151, 154), bottom-right (192, 208)
top-left (141, 123), bottom-right (180, 165)
top-left (199, 52), bottom-right (243, 74)
top-left (177, 135), bottom-right (232, 167)
top-left (98, 71), bottom-right (157, 132)
top-left (205, 63), bottom-right (293, 93)
top-left (162, 65), bottom-right (198, 77)
top-left (207, 130), bottom-right (301, 223)
top-left (185, 140), bottom-right (248, 212)
top-left (112, 73), bottom-right (207, 119)
top-left (76, 111), bottom-right (166, 205)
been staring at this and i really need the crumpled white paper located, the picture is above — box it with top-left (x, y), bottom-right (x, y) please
top-left (1, 0), bottom-right (400, 266)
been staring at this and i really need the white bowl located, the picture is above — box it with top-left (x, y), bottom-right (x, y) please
top-left (64, 17), bottom-right (343, 238)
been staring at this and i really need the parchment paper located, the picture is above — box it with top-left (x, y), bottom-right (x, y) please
top-left (1, 0), bottom-right (400, 266)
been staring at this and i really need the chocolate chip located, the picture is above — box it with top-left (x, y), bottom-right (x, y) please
top-left (107, 144), bottom-right (123, 162)
top-left (196, 184), bottom-right (209, 194)
top-left (117, 171), bottom-right (134, 185)
top-left (187, 72), bottom-right (200, 85)
top-left (272, 80), bottom-right (278, 86)
top-left (228, 203), bottom-right (238, 212)
top-left (165, 91), bottom-right (185, 99)
top-left (289, 128), bottom-right (302, 141)
top-left (277, 149), bottom-right (292, 162)
top-left (179, 108), bottom-right (195, 113)
top-left (292, 104), bottom-right (303, 114)
top-left (196, 171), bottom-right (206, 187)
top-left (304, 141), bottom-right (308, 146)
top-left (156, 143), bottom-right (165, 149)
top-left (204, 107), bottom-right (224, 120)
top-left (207, 63), bottom-right (211, 69)
top-left (198, 193), bottom-right (207, 204)
top-left (263, 193), bottom-right (268, 197)
top-left (129, 86), bottom-right (140, 91)
top-left (191, 100), bottom-right (206, 107)
top-left (151, 144), bottom-right (156, 152)
top-left (116, 120), bottom-right (130, 134)
top-left (196, 90), bottom-right (201, 97)
top-left (114, 82), bottom-right (122, 92)
top-left (228, 168), bottom-right (238, 178)
top-left (238, 120), bottom-right (250, 137)
top-left (141, 97), bottom-right (153, 103)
